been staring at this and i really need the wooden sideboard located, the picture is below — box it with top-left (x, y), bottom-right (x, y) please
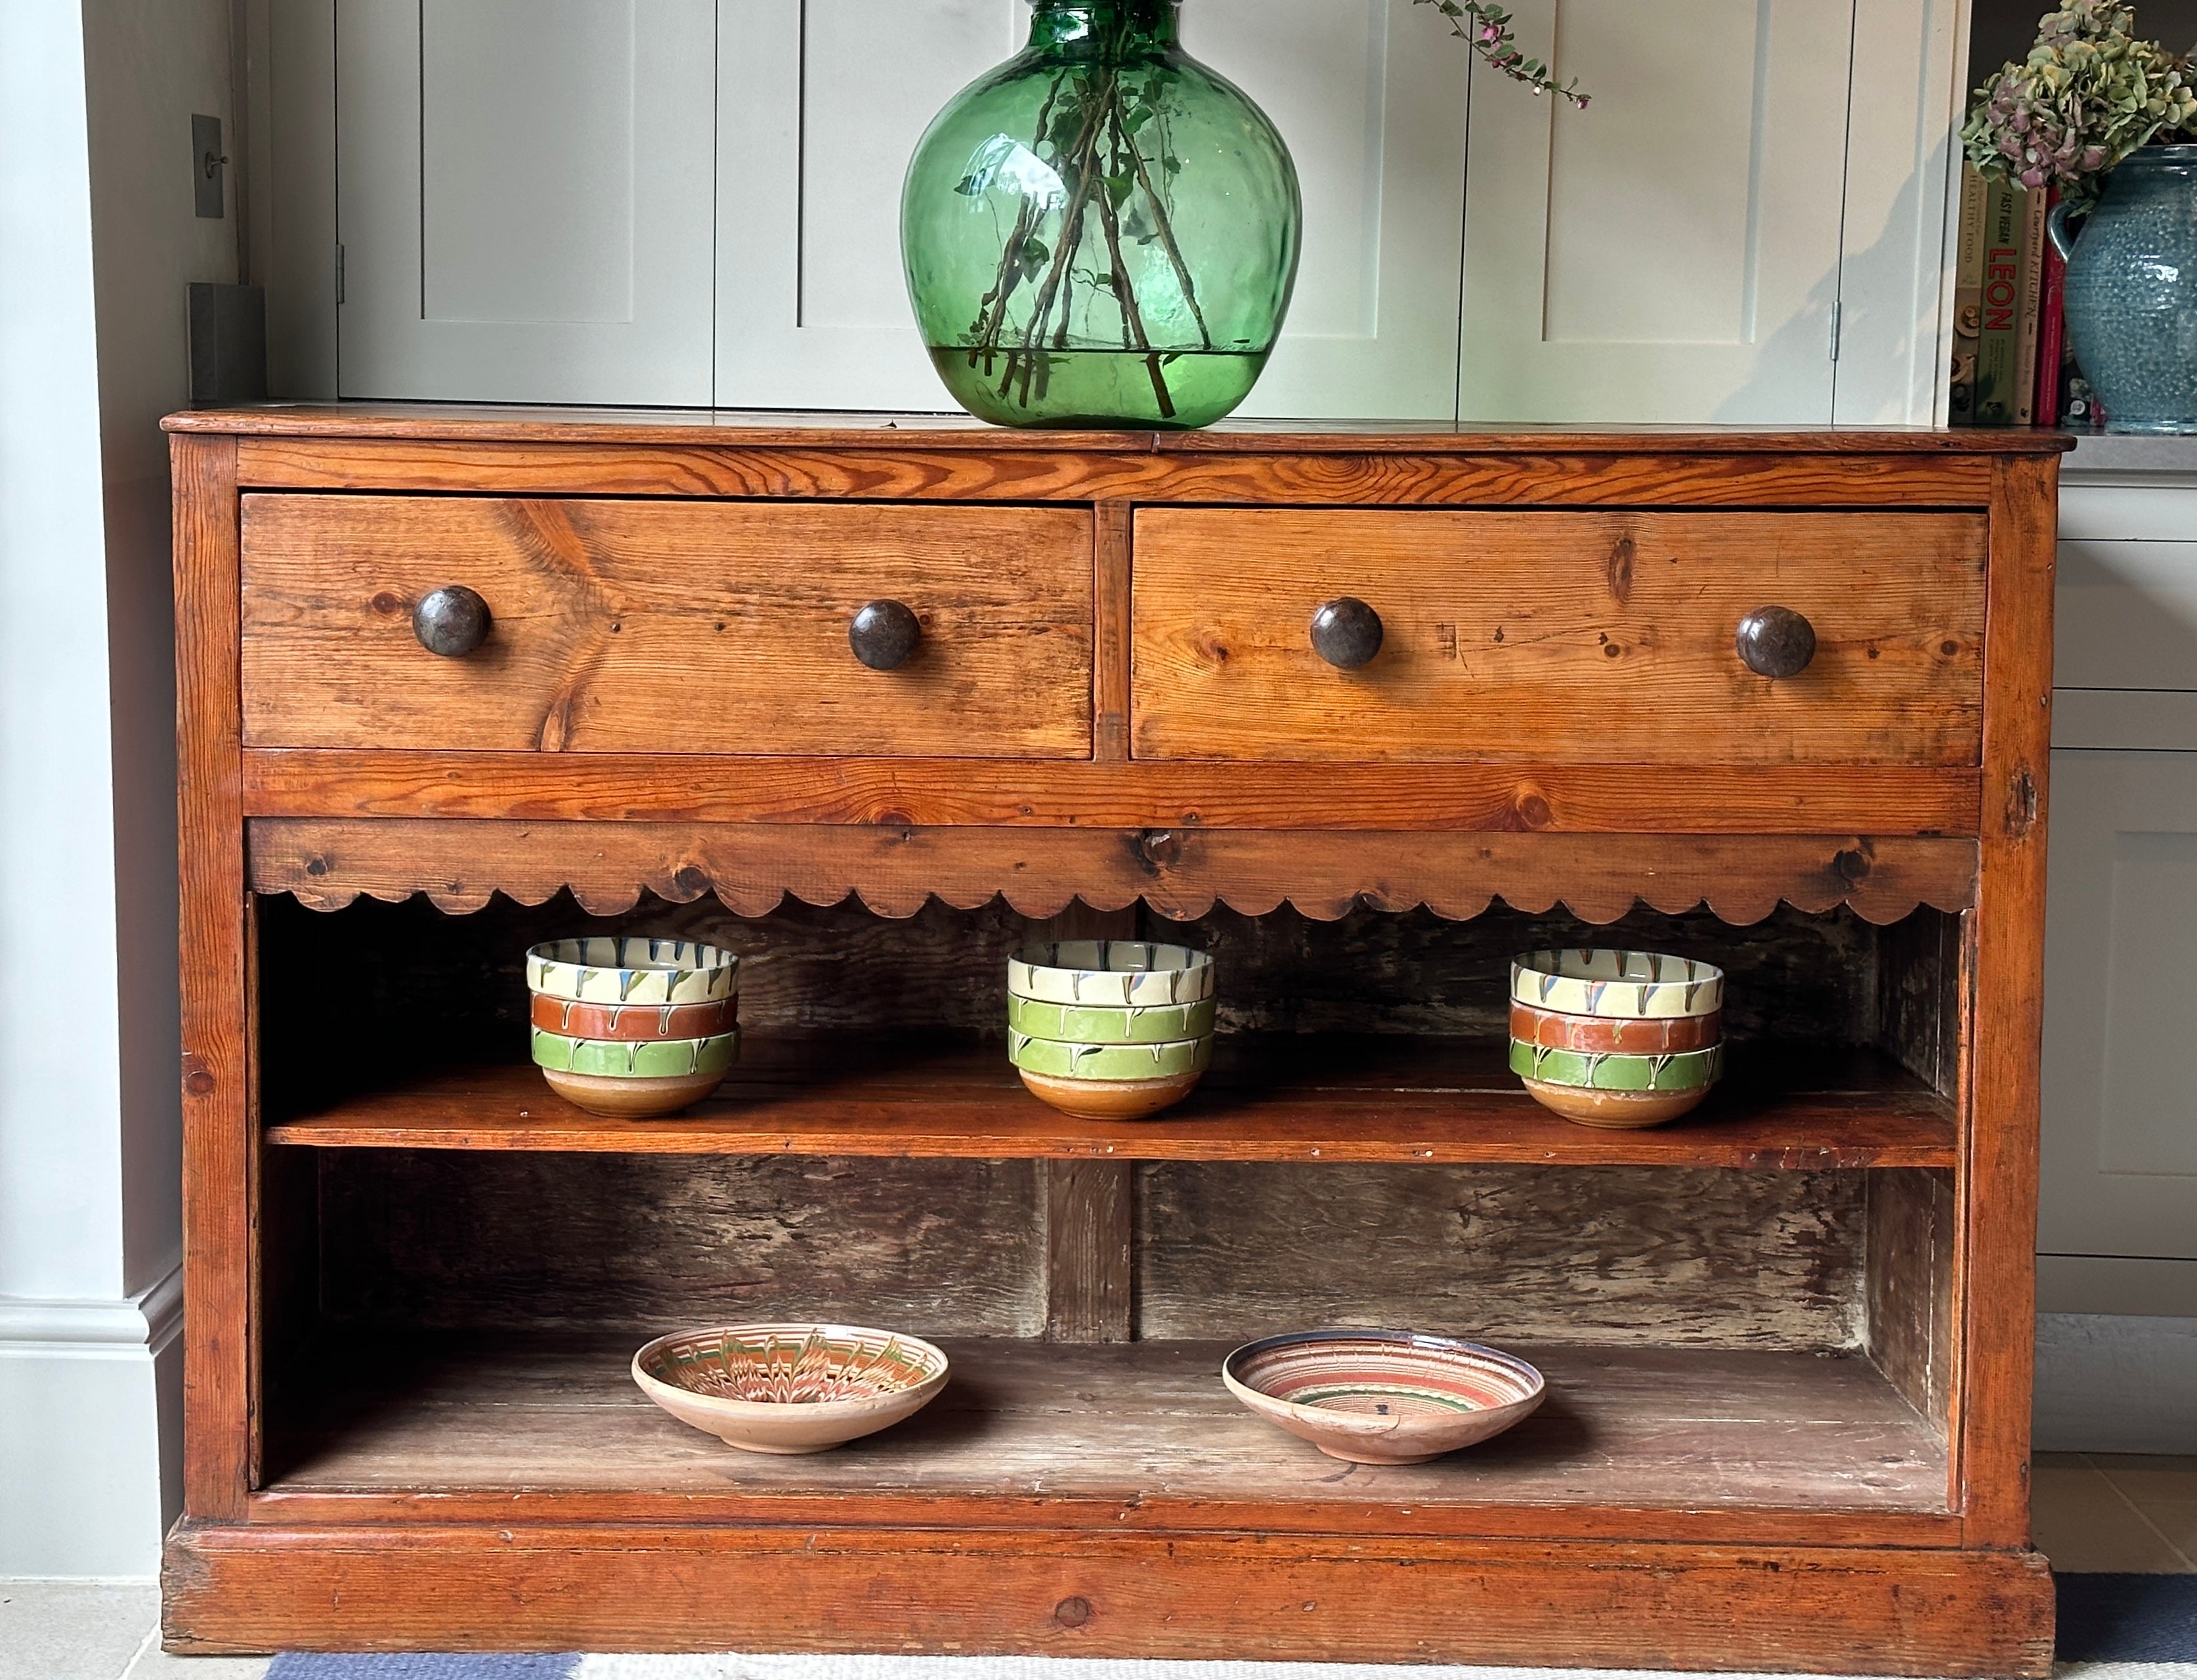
top-left (161, 409), bottom-right (2070, 1672)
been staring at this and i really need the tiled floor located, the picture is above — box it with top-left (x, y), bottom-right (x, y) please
top-left (3, 1460), bottom-right (2192, 1679)
top-left (2036, 1453), bottom-right (2197, 1573)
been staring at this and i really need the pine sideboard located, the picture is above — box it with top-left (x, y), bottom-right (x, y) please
top-left (161, 409), bottom-right (2070, 1672)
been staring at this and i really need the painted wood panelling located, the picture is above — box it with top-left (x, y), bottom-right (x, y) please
top-left (335, 0), bottom-right (716, 403)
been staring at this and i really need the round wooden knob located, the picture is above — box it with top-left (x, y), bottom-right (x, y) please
top-left (412, 586), bottom-right (492, 657)
top-left (849, 599), bottom-right (921, 671)
top-left (1735, 606), bottom-right (1816, 679)
top-left (1310, 597), bottom-right (1383, 669)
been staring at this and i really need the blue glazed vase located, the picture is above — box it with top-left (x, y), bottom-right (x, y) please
top-left (2049, 145), bottom-right (2197, 433)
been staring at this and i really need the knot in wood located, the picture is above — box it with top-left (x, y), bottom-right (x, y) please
top-left (1833, 846), bottom-right (1871, 884)
top-left (182, 1062), bottom-right (217, 1097)
top-left (1137, 829), bottom-right (1185, 873)
top-left (1054, 1596), bottom-right (1093, 1628)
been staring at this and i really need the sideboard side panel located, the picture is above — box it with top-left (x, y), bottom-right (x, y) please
top-left (173, 433), bottom-right (253, 1519)
top-left (1959, 454), bottom-right (2059, 1547)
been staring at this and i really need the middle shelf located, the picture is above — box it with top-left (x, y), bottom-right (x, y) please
top-left (264, 1032), bottom-right (1955, 1167)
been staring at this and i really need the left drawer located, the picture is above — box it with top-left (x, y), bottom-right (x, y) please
top-left (239, 496), bottom-right (1096, 756)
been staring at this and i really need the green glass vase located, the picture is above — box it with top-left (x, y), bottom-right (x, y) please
top-left (901, 0), bottom-right (1301, 429)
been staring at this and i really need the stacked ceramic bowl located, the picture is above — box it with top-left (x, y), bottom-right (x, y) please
top-left (526, 937), bottom-right (740, 1118)
top-left (1508, 948), bottom-right (1724, 1129)
top-left (1007, 939), bottom-right (1216, 1119)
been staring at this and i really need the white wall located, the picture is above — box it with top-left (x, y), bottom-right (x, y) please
top-left (0, 0), bottom-right (232, 1578)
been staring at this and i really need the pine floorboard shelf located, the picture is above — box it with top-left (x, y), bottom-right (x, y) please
top-left (259, 1334), bottom-right (1951, 1538)
top-left (262, 1034), bottom-right (1955, 1167)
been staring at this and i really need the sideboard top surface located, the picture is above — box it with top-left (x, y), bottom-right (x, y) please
top-left (164, 404), bottom-right (2078, 456)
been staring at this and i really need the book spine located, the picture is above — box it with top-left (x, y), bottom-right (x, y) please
top-left (2035, 188), bottom-right (2066, 427)
top-left (1950, 164), bottom-right (1986, 426)
top-left (1974, 178), bottom-right (2024, 425)
top-left (2012, 184), bottom-right (2047, 425)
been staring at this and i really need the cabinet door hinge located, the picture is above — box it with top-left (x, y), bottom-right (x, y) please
top-left (1828, 299), bottom-right (1842, 362)
top-left (335, 242), bottom-right (346, 305)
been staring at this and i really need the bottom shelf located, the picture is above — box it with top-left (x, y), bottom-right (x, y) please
top-left (263, 1334), bottom-right (1950, 1532)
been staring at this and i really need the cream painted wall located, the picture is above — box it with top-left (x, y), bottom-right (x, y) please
top-left (0, 0), bottom-right (233, 1578)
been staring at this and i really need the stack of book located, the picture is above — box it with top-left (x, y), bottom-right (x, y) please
top-left (1950, 163), bottom-right (2078, 427)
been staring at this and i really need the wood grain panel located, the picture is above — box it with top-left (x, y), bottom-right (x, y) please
top-left (261, 1046), bottom-right (1957, 1170)
top-left (162, 1519), bottom-right (2054, 1674)
top-left (245, 817), bottom-right (1979, 922)
top-left (1959, 455), bottom-right (2060, 1547)
top-left (173, 433), bottom-right (251, 1520)
top-left (313, 1151), bottom-right (1043, 1337)
top-left (1140, 1164), bottom-right (1866, 1348)
top-left (240, 752), bottom-right (1985, 836)
top-left (226, 438), bottom-right (2008, 507)
top-left (1868, 1167), bottom-right (1957, 1438)
top-left (259, 1335), bottom-right (1942, 1520)
top-left (1134, 509), bottom-right (1987, 764)
top-left (238, 496), bottom-right (1092, 756)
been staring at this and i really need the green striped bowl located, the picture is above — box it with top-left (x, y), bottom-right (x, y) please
top-left (1506, 1039), bottom-right (1723, 1093)
top-left (1007, 940), bottom-right (1215, 1007)
top-left (532, 1027), bottom-right (741, 1079)
top-left (1006, 995), bottom-right (1216, 1045)
top-left (1007, 1033), bottom-right (1212, 1082)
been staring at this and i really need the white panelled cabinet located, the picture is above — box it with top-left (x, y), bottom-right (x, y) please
top-left (263, 0), bottom-right (1963, 421)
top-left (2039, 468), bottom-right (2197, 1318)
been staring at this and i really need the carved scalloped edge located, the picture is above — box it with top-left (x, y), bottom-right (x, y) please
top-left (256, 822), bottom-right (1976, 929)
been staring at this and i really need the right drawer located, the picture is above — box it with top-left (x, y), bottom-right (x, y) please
top-left (1131, 509), bottom-right (1988, 765)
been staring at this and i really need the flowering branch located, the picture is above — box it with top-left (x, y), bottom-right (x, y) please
top-left (1413, 0), bottom-right (1589, 106)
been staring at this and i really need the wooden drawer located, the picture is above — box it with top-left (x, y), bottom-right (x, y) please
top-left (240, 496), bottom-right (1094, 756)
top-left (1132, 509), bottom-right (1987, 764)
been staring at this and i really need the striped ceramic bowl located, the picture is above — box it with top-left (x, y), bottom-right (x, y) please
top-left (525, 937), bottom-right (740, 1007)
top-left (1509, 949), bottom-right (1723, 1020)
top-left (530, 1027), bottom-right (740, 1080)
top-left (1008, 939), bottom-right (1215, 1008)
top-left (632, 1322), bottom-right (949, 1455)
top-left (1222, 1329), bottom-right (1545, 1465)
top-left (1506, 1040), bottom-right (1724, 1094)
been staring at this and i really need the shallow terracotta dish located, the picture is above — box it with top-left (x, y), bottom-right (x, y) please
top-left (631, 1323), bottom-right (949, 1455)
top-left (1508, 1001), bottom-right (1720, 1054)
top-left (1006, 995), bottom-right (1216, 1045)
top-left (1222, 1329), bottom-right (1545, 1465)
top-left (530, 993), bottom-right (737, 1042)
top-left (1510, 949), bottom-right (1723, 1019)
top-left (1518, 1077), bottom-right (1712, 1129)
top-left (1506, 1039), bottom-right (1722, 1093)
top-left (531, 1027), bottom-right (740, 1080)
top-left (543, 1067), bottom-right (729, 1118)
top-left (1018, 1067), bottom-right (1203, 1120)
top-left (1008, 939), bottom-right (1214, 1007)
top-left (526, 937), bottom-right (739, 1006)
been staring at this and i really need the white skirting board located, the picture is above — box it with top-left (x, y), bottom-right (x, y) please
top-left (2036, 1312), bottom-right (2197, 1455)
top-left (0, 1265), bottom-right (181, 1579)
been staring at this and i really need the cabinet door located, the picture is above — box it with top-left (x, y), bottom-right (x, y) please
top-left (2041, 750), bottom-right (2197, 1262)
top-left (1457, 0), bottom-right (1852, 423)
top-left (714, 0), bottom-right (1468, 418)
top-left (335, 0), bottom-right (716, 404)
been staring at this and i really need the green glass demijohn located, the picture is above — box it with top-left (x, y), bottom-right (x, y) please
top-left (901, 0), bottom-right (1301, 429)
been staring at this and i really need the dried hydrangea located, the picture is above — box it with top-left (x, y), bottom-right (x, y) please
top-left (1412, 0), bottom-right (1589, 106)
top-left (1963, 1), bottom-right (2197, 202)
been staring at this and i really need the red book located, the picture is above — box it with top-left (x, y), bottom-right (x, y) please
top-left (2035, 189), bottom-right (2066, 427)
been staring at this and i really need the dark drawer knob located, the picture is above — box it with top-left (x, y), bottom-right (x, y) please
top-left (413, 586), bottom-right (492, 657)
top-left (1735, 606), bottom-right (1816, 679)
top-left (1310, 597), bottom-right (1383, 669)
top-left (849, 599), bottom-right (921, 671)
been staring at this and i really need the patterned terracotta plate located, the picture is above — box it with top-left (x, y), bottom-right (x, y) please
top-left (1510, 949), bottom-right (1724, 1019)
top-left (1508, 1001), bottom-right (1721, 1054)
top-left (1008, 939), bottom-right (1215, 1006)
top-left (1222, 1329), bottom-right (1545, 1465)
top-left (525, 937), bottom-right (740, 1006)
top-left (1007, 1031), bottom-right (1212, 1081)
top-left (531, 1027), bottom-right (741, 1079)
top-left (1006, 995), bottom-right (1217, 1045)
top-left (1507, 1038), bottom-right (1723, 1092)
top-left (632, 1322), bottom-right (949, 1455)
top-left (530, 993), bottom-right (738, 1042)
